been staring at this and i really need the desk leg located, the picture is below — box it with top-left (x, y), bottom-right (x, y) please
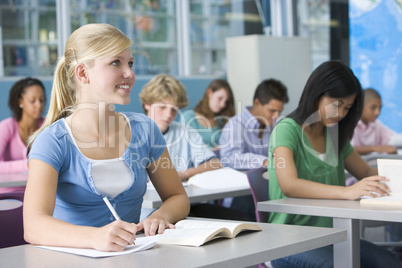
top-left (333, 218), bottom-right (360, 268)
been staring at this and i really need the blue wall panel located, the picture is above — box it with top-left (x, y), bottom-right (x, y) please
top-left (0, 77), bottom-right (212, 121)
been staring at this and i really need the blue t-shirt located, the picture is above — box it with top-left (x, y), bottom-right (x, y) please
top-left (29, 112), bottom-right (166, 227)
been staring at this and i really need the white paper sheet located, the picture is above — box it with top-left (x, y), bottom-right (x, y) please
top-left (378, 159), bottom-right (402, 194)
top-left (187, 167), bottom-right (249, 190)
top-left (37, 236), bottom-right (158, 258)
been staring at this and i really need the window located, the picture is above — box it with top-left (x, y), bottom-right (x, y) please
top-left (0, 0), bottom-right (57, 76)
top-left (296, 0), bottom-right (331, 70)
top-left (68, 0), bottom-right (177, 75)
top-left (189, 0), bottom-right (263, 76)
top-left (0, 0), bottom-right (334, 78)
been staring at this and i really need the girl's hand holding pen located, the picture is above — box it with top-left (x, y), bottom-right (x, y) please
top-left (100, 197), bottom-right (137, 251)
top-left (93, 220), bottom-right (137, 252)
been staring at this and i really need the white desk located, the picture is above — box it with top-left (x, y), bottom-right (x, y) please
top-left (257, 198), bottom-right (402, 268)
top-left (0, 173), bottom-right (27, 188)
top-left (361, 153), bottom-right (402, 167)
top-left (142, 185), bottom-right (251, 209)
top-left (0, 222), bottom-right (346, 268)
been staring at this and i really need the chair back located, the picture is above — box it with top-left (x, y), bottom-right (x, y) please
top-left (0, 191), bottom-right (26, 248)
top-left (246, 167), bottom-right (269, 222)
top-left (213, 148), bottom-right (220, 160)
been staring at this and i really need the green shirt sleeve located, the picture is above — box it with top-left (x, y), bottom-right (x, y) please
top-left (341, 141), bottom-right (354, 160)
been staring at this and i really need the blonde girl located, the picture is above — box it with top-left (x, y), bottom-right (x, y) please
top-left (23, 23), bottom-right (189, 252)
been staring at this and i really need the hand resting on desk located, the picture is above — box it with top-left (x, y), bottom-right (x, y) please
top-left (345, 175), bottom-right (390, 200)
top-left (137, 211), bottom-right (176, 237)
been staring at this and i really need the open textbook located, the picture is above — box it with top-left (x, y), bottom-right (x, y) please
top-left (37, 236), bottom-right (158, 258)
top-left (360, 159), bottom-right (402, 207)
top-left (157, 219), bottom-right (262, 247)
top-left (148, 167), bottom-right (249, 190)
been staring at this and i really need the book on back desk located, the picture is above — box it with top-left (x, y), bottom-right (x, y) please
top-left (360, 159), bottom-right (402, 207)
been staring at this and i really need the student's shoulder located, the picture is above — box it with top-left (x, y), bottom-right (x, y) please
top-left (0, 117), bottom-right (18, 137)
top-left (222, 113), bottom-right (241, 126)
top-left (373, 119), bottom-right (389, 129)
top-left (273, 118), bottom-right (300, 137)
top-left (39, 119), bottom-right (68, 139)
top-left (120, 112), bottom-right (159, 136)
top-left (0, 117), bottom-right (16, 125)
top-left (31, 120), bottom-right (69, 153)
top-left (182, 109), bottom-right (195, 119)
top-left (0, 117), bottom-right (17, 130)
top-left (276, 117), bottom-right (298, 129)
top-left (182, 110), bottom-right (200, 126)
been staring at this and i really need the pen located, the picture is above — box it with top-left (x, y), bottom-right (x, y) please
top-left (103, 197), bottom-right (135, 245)
top-left (103, 197), bottom-right (121, 220)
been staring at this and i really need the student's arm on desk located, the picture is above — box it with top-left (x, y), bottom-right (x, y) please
top-left (178, 158), bottom-right (222, 181)
top-left (23, 159), bottom-right (137, 252)
top-left (273, 147), bottom-right (390, 200)
top-left (353, 145), bottom-right (397, 155)
top-left (141, 149), bottom-right (190, 235)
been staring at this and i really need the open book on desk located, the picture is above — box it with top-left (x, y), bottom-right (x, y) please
top-left (157, 219), bottom-right (262, 247)
top-left (360, 159), bottom-right (402, 207)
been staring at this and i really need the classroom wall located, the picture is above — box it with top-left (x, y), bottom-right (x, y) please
top-left (0, 77), bottom-right (214, 121)
top-left (226, 35), bottom-right (311, 116)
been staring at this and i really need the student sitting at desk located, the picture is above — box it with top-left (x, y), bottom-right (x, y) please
top-left (219, 79), bottom-right (289, 170)
top-left (139, 74), bottom-right (250, 220)
top-left (23, 24), bottom-right (190, 252)
top-left (139, 74), bottom-right (222, 181)
top-left (0, 77), bottom-right (46, 193)
top-left (0, 78), bottom-right (46, 174)
top-left (351, 88), bottom-right (397, 155)
top-left (219, 79), bottom-right (288, 221)
top-left (268, 60), bottom-right (401, 267)
top-left (182, 79), bottom-right (235, 150)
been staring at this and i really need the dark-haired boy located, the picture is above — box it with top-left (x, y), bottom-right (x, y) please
top-left (219, 79), bottom-right (288, 220)
top-left (219, 78), bottom-right (289, 170)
